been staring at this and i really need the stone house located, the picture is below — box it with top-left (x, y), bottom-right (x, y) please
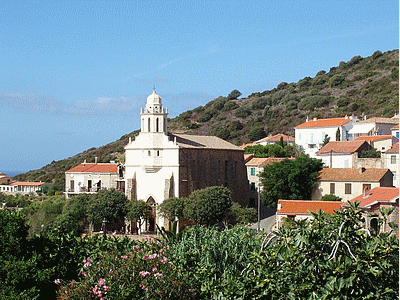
top-left (348, 187), bottom-right (399, 236)
top-left (124, 90), bottom-right (249, 232)
top-left (312, 167), bottom-right (393, 202)
top-left (315, 140), bottom-right (371, 168)
top-left (294, 116), bottom-right (358, 158)
top-left (254, 134), bottom-right (295, 146)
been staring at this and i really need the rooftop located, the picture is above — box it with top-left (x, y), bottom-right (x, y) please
top-left (386, 142), bottom-right (399, 154)
top-left (350, 187), bottom-right (399, 208)
top-left (169, 133), bottom-right (243, 150)
top-left (10, 181), bottom-right (45, 186)
top-left (316, 140), bottom-right (369, 155)
top-left (354, 135), bottom-right (394, 143)
top-left (318, 168), bottom-right (390, 182)
top-left (66, 163), bottom-right (119, 173)
top-left (358, 117), bottom-right (399, 125)
top-left (255, 133), bottom-right (295, 143)
top-left (295, 117), bottom-right (353, 129)
top-left (277, 199), bottom-right (343, 215)
top-left (245, 157), bottom-right (288, 167)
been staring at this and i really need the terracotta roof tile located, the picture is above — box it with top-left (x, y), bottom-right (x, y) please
top-left (245, 157), bottom-right (288, 167)
top-left (354, 135), bottom-right (393, 143)
top-left (256, 134), bottom-right (295, 143)
top-left (350, 187), bottom-right (399, 208)
top-left (277, 200), bottom-right (343, 214)
top-left (66, 163), bottom-right (119, 173)
top-left (391, 124), bottom-right (399, 129)
top-left (316, 140), bottom-right (369, 154)
top-left (358, 117), bottom-right (399, 125)
top-left (318, 168), bottom-right (390, 182)
top-left (386, 142), bottom-right (399, 154)
top-left (10, 181), bottom-right (45, 186)
top-left (295, 118), bottom-right (352, 129)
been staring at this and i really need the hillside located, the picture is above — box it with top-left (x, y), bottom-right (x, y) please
top-left (14, 49), bottom-right (399, 188)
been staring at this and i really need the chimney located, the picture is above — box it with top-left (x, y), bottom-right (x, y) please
top-left (95, 157), bottom-right (98, 164)
top-left (313, 117), bottom-right (317, 121)
top-left (345, 115), bottom-right (348, 119)
top-left (359, 167), bottom-right (366, 174)
top-left (306, 116), bottom-right (309, 122)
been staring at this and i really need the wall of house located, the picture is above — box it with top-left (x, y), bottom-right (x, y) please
top-left (276, 214), bottom-right (312, 228)
top-left (178, 148), bottom-right (249, 207)
top-left (384, 153), bottom-right (398, 187)
top-left (65, 173), bottom-right (118, 194)
top-left (353, 156), bottom-right (384, 169)
top-left (317, 153), bottom-right (355, 168)
top-left (374, 139), bottom-right (394, 152)
top-left (312, 181), bottom-right (382, 202)
top-left (375, 122), bottom-right (398, 135)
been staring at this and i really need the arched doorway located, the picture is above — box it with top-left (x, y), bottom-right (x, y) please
top-left (146, 197), bottom-right (157, 232)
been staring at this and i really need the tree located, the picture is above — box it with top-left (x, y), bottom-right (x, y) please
top-left (322, 134), bottom-right (330, 147)
top-left (227, 89), bottom-right (242, 100)
top-left (358, 148), bottom-right (381, 158)
top-left (126, 199), bottom-right (152, 235)
top-left (248, 127), bottom-right (267, 141)
top-left (184, 186), bottom-right (232, 226)
top-left (320, 194), bottom-right (342, 201)
top-left (158, 197), bottom-right (185, 223)
top-left (336, 128), bottom-right (340, 141)
top-left (87, 189), bottom-right (128, 224)
top-left (260, 156), bottom-right (323, 207)
top-left (227, 202), bottom-right (257, 225)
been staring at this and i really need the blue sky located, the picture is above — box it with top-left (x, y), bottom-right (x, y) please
top-left (0, 0), bottom-right (398, 174)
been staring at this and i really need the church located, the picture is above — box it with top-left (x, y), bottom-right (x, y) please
top-left (124, 90), bottom-right (249, 231)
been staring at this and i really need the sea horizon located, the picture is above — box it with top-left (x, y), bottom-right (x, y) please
top-left (1, 170), bottom-right (27, 177)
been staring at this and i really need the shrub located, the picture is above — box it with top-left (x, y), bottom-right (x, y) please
top-left (234, 106), bottom-right (251, 118)
top-left (320, 194), bottom-right (342, 201)
top-left (248, 127), bottom-right (267, 141)
top-left (330, 74), bottom-right (345, 87)
top-left (221, 100), bottom-right (239, 111)
top-left (227, 89), bottom-right (242, 100)
top-left (251, 97), bottom-right (269, 110)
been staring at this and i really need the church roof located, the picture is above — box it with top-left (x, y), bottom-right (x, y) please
top-left (169, 133), bottom-right (243, 150)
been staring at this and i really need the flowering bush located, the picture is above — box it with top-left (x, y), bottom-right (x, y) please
top-left (57, 240), bottom-right (198, 299)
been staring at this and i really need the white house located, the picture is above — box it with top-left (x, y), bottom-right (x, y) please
top-left (348, 116), bottom-right (399, 138)
top-left (0, 182), bottom-right (46, 195)
top-left (391, 124), bottom-right (399, 139)
top-left (64, 162), bottom-right (124, 198)
top-left (254, 134), bottom-right (295, 146)
top-left (294, 116), bottom-right (358, 158)
top-left (315, 140), bottom-right (372, 168)
top-left (124, 90), bottom-right (249, 232)
top-left (383, 142), bottom-right (399, 187)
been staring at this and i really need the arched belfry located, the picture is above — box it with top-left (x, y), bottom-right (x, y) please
top-left (140, 90), bottom-right (168, 134)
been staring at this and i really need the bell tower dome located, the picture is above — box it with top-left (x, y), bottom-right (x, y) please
top-left (140, 89), bottom-right (168, 134)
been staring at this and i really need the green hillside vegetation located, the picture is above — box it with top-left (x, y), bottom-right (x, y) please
top-left (14, 49), bottom-right (399, 190)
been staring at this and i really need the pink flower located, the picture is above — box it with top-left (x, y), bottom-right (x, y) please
top-left (65, 290), bottom-right (68, 294)
top-left (149, 253), bottom-right (159, 259)
top-left (84, 262), bottom-right (92, 268)
top-left (54, 279), bottom-right (60, 285)
top-left (160, 257), bottom-right (168, 264)
top-left (154, 273), bottom-right (163, 279)
top-left (139, 271), bottom-right (151, 277)
top-left (121, 255), bottom-right (128, 259)
top-left (167, 245), bottom-right (170, 250)
top-left (103, 285), bottom-right (110, 291)
top-left (152, 267), bottom-right (157, 272)
top-left (169, 261), bottom-right (174, 266)
top-left (98, 278), bottom-right (106, 286)
top-left (133, 245), bottom-right (140, 250)
top-left (142, 254), bottom-right (149, 260)
top-left (83, 272), bottom-right (87, 277)
top-left (108, 269), bottom-right (113, 275)
top-left (141, 285), bottom-right (148, 291)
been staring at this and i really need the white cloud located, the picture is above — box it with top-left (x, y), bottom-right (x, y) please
top-left (0, 93), bottom-right (63, 112)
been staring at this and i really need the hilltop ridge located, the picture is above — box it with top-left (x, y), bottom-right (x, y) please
top-left (14, 49), bottom-right (399, 191)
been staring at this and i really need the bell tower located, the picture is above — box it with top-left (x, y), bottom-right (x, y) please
top-left (140, 89), bottom-right (168, 134)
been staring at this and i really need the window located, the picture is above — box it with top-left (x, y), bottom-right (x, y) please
top-left (396, 132), bottom-right (399, 138)
top-left (362, 184), bottom-right (371, 191)
top-left (156, 150), bottom-right (160, 156)
top-left (156, 118), bottom-right (159, 132)
top-left (70, 180), bottom-right (75, 191)
top-left (250, 167), bottom-right (255, 176)
top-left (148, 118), bottom-right (151, 132)
top-left (148, 150), bottom-right (151, 156)
top-left (308, 144), bottom-right (316, 149)
top-left (250, 182), bottom-right (256, 191)
top-left (286, 215), bottom-right (295, 221)
top-left (345, 183), bottom-right (352, 194)
top-left (310, 133), bottom-right (313, 142)
top-left (381, 146), bottom-right (386, 151)
top-left (299, 133), bottom-right (301, 140)
top-left (330, 183), bottom-right (335, 194)
top-left (391, 155), bottom-right (397, 164)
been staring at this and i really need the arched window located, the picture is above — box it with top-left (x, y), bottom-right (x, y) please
top-left (370, 218), bottom-right (379, 236)
top-left (156, 118), bottom-right (159, 132)
top-left (148, 118), bottom-right (151, 132)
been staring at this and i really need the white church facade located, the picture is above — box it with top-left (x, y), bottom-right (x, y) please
top-left (124, 90), bottom-right (249, 231)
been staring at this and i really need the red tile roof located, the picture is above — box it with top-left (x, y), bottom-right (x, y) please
top-left (10, 181), bottom-right (45, 186)
top-left (245, 157), bottom-right (289, 167)
top-left (391, 124), bottom-right (399, 130)
top-left (354, 135), bottom-right (393, 143)
top-left (295, 118), bottom-right (352, 129)
top-left (277, 200), bottom-right (343, 214)
top-left (358, 117), bottom-right (399, 125)
top-left (318, 168), bottom-right (390, 182)
top-left (256, 134), bottom-right (295, 143)
top-left (240, 142), bottom-right (256, 149)
top-left (386, 142), bottom-right (399, 154)
top-left (316, 140), bottom-right (369, 154)
top-left (66, 163), bottom-right (119, 173)
top-left (350, 187), bottom-right (399, 208)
